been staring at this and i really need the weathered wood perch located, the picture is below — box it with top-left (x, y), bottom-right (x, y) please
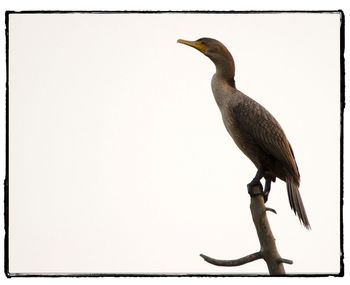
top-left (200, 183), bottom-right (293, 275)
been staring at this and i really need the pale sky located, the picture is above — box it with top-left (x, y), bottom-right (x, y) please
top-left (8, 12), bottom-right (341, 275)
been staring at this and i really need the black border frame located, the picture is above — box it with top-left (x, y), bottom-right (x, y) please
top-left (4, 9), bottom-right (345, 278)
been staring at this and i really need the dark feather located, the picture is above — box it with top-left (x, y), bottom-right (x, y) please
top-left (230, 95), bottom-right (310, 228)
top-left (232, 95), bottom-right (299, 183)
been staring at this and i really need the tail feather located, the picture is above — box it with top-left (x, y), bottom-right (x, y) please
top-left (286, 177), bottom-right (311, 229)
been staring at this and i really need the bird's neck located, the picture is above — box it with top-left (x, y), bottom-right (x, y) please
top-left (214, 58), bottom-right (236, 88)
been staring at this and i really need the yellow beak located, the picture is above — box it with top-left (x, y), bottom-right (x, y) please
top-left (177, 39), bottom-right (208, 53)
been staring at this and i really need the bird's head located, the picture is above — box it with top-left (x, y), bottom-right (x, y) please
top-left (177, 37), bottom-right (232, 64)
top-left (177, 37), bottom-right (235, 80)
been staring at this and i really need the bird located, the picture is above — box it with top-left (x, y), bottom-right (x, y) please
top-left (177, 37), bottom-right (310, 229)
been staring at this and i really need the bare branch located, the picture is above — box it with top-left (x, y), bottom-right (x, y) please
top-left (249, 184), bottom-right (288, 274)
top-left (200, 183), bottom-right (293, 275)
top-left (200, 252), bottom-right (262, 267)
top-left (278, 258), bottom-right (293, 265)
top-left (265, 207), bottom-right (277, 214)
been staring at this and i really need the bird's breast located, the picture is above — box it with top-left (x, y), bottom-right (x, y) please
top-left (211, 75), bottom-right (259, 164)
top-left (211, 74), bottom-right (233, 109)
top-left (211, 76), bottom-right (247, 149)
top-left (221, 109), bottom-right (246, 149)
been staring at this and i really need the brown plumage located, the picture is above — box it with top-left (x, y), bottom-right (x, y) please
top-left (178, 37), bottom-right (310, 229)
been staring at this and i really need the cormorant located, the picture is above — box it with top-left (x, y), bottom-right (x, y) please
top-left (177, 37), bottom-right (310, 229)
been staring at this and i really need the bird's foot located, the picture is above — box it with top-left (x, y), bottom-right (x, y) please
top-left (247, 181), bottom-right (263, 197)
top-left (263, 190), bottom-right (270, 203)
top-left (263, 178), bottom-right (272, 203)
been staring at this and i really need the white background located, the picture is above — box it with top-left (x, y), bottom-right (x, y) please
top-left (1, 0), bottom-right (349, 284)
top-left (8, 12), bottom-right (340, 274)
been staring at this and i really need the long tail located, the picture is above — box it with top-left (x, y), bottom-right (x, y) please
top-left (286, 177), bottom-right (311, 229)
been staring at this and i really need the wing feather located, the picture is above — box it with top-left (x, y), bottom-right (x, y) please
top-left (231, 95), bottom-right (299, 182)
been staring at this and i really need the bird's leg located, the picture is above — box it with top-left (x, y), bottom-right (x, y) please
top-left (263, 178), bottom-right (277, 214)
top-left (247, 168), bottom-right (264, 197)
top-left (263, 178), bottom-right (272, 203)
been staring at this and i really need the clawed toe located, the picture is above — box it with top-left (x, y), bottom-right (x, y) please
top-left (263, 191), bottom-right (269, 203)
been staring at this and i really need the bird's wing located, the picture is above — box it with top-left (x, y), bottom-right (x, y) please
top-left (231, 95), bottom-right (299, 181)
